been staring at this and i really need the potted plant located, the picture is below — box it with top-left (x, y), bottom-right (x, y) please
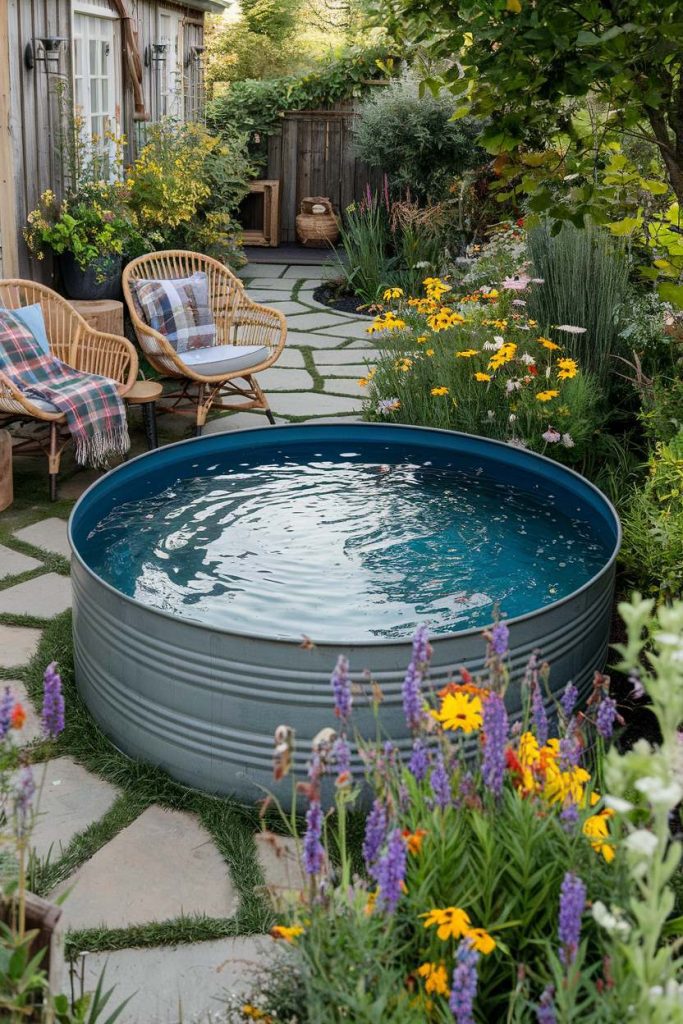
top-left (24, 180), bottom-right (138, 301)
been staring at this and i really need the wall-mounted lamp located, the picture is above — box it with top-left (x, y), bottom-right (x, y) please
top-left (184, 45), bottom-right (205, 69)
top-left (24, 37), bottom-right (68, 72)
top-left (144, 42), bottom-right (168, 67)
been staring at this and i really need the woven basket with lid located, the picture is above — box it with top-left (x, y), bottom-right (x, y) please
top-left (296, 197), bottom-right (339, 247)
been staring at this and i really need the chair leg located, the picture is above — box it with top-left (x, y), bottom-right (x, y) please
top-left (265, 407), bottom-right (276, 425)
top-left (48, 422), bottom-right (60, 502)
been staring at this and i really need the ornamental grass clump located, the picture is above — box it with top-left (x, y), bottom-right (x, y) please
top-left (360, 276), bottom-right (604, 467)
top-left (225, 598), bottom-right (683, 1023)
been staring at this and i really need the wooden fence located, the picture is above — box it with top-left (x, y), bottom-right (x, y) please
top-left (265, 101), bottom-right (383, 244)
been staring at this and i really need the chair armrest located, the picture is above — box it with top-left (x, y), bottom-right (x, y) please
top-left (0, 369), bottom-right (63, 420)
top-left (72, 328), bottom-right (139, 394)
top-left (223, 298), bottom-right (287, 362)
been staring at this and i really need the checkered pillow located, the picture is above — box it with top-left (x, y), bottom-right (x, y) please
top-left (131, 272), bottom-right (216, 354)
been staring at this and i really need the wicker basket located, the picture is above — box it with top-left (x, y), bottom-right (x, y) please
top-left (296, 197), bottom-right (339, 247)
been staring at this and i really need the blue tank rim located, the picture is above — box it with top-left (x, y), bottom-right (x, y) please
top-left (68, 422), bottom-right (622, 648)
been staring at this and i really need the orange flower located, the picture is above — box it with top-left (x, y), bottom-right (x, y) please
top-left (403, 829), bottom-right (427, 855)
top-left (271, 925), bottom-right (304, 942)
top-left (10, 704), bottom-right (26, 730)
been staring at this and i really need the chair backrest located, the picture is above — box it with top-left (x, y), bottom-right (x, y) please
top-left (0, 280), bottom-right (84, 365)
top-left (122, 250), bottom-right (246, 349)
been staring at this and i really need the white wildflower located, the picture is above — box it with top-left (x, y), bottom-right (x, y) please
top-left (635, 776), bottom-right (683, 809)
top-left (591, 900), bottom-right (631, 938)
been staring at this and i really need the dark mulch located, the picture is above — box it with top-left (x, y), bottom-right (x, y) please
top-left (313, 283), bottom-right (373, 318)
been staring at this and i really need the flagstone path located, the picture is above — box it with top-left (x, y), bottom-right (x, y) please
top-left (0, 264), bottom-right (377, 1023)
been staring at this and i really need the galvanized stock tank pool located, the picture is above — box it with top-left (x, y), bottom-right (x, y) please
top-left (68, 424), bottom-right (620, 802)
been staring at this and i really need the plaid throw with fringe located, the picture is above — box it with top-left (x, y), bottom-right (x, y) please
top-left (0, 310), bottom-right (129, 467)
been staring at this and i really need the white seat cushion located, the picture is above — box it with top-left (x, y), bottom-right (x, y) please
top-left (181, 344), bottom-right (270, 377)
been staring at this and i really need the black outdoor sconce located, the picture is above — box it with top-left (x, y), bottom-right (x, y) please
top-left (24, 37), bottom-right (68, 72)
top-left (184, 44), bottom-right (205, 68)
top-left (144, 42), bottom-right (168, 67)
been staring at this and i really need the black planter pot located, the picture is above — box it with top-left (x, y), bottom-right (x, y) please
top-left (60, 253), bottom-right (123, 301)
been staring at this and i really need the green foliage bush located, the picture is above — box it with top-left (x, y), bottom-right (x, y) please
top-left (353, 74), bottom-right (486, 202)
top-left (127, 119), bottom-right (253, 268)
top-left (526, 221), bottom-right (630, 382)
top-left (621, 429), bottom-right (683, 602)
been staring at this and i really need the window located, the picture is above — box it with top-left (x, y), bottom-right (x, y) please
top-left (157, 9), bottom-right (184, 119)
top-left (72, 11), bottom-right (120, 142)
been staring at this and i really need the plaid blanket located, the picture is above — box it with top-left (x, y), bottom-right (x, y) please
top-left (0, 310), bottom-right (129, 467)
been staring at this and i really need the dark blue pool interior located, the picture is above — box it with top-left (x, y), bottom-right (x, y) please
top-left (70, 425), bottom-right (620, 641)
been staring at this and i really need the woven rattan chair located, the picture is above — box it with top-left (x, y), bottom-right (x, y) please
top-left (122, 251), bottom-right (287, 433)
top-left (0, 279), bottom-right (138, 500)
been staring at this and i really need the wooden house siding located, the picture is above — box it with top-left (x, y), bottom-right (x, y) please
top-left (0, 0), bottom-right (211, 282)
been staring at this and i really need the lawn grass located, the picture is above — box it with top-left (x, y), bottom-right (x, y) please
top-left (20, 611), bottom-right (272, 959)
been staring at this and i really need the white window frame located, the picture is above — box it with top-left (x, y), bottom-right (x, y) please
top-left (156, 7), bottom-right (184, 120)
top-left (71, 4), bottom-right (123, 175)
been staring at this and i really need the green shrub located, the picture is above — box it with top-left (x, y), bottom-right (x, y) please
top-left (526, 221), bottom-right (630, 381)
top-left (621, 430), bottom-right (683, 602)
top-left (127, 120), bottom-right (253, 268)
top-left (353, 74), bottom-right (486, 202)
top-left (639, 376), bottom-right (683, 444)
top-left (332, 192), bottom-right (449, 304)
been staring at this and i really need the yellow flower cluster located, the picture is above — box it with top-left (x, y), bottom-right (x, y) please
top-left (557, 357), bottom-right (578, 380)
top-left (383, 287), bottom-right (404, 301)
top-left (431, 386), bottom-right (449, 396)
top-left (367, 311), bottom-right (408, 334)
top-left (536, 390), bottom-right (560, 402)
top-left (427, 308), bottom-right (466, 333)
top-left (421, 906), bottom-right (496, 953)
top-left (395, 357), bottom-right (413, 373)
top-left (488, 342), bottom-right (517, 370)
top-left (423, 276), bottom-right (452, 301)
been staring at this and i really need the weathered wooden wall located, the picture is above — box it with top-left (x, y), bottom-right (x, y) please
top-left (266, 102), bottom-right (383, 244)
top-left (2, 0), bottom-right (206, 282)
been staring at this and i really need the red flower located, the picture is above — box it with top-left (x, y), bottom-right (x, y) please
top-left (10, 704), bottom-right (26, 730)
top-left (529, 364), bottom-right (538, 376)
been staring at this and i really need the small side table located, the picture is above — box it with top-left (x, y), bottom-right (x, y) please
top-left (68, 298), bottom-right (125, 337)
top-left (124, 381), bottom-right (163, 450)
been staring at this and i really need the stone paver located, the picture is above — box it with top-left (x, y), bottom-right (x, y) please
top-left (0, 624), bottom-right (42, 668)
top-left (275, 348), bottom-right (306, 368)
top-left (324, 379), bottom-right (366, 397)
top-left (0, 573), bottom-right (71, 618)
top-left (250, 298), bottom-right (311, 316)
top-left (348, 338), bottom-right (384, 348)
top-left (238, 263), bottom-right (287, 278)
top-left (0, 545), bottom-right (42, 580)
top-left (281, 265), bottom-right (334, 279)
top-left (286, 331), bottom-right (354, 349)
top-left (320, 364), bottom-right (373, 377)
top-left (243, 277), bottom-right (294, 291)
top-left (286, 311), bottom-right (355, 331)
top-left (313, 348), bottom-right (381, 365)
top-left (313, 321), bottom-right (374, 339)
top-left (204, 412), bottom-right (286, 434)
top-left (65, 936), bottom-right (275, 1024)
top-left (4, 680), bottom-right (43, 744)
top-left (54, 806), bottom-right (237, 930)
top-left (32, 757), bottom-right (119, 862)
top-left (260, 368), bottom-right (314, 391)
top-left (14, 518), bottom-right (70, 559)
top-left (269, 392), bottom-right (364, 417)
top-left (255, 831), bottom-right (305, 901)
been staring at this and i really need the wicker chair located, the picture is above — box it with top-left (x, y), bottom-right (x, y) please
top-left (122, 251), bottom-right (287, 433)
top-left (0, 279), bottom-right (138, 500)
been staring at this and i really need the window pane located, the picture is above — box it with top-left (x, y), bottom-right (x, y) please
top-left (89, 38), bottom-right (97, 75)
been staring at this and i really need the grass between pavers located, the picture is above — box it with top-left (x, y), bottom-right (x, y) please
top-left (64, 915), bottom-right (252, 962)
top-left (21, 611), bottom-right (273, 958)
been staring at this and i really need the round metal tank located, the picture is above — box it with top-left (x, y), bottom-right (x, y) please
top-left (68, 424), bottom-right (620, 805)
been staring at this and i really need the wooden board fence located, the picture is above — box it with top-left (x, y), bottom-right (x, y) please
top-left (266, 102), bottom-right (383, 244)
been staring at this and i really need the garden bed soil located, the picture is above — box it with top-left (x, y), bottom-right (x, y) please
top-left (312, 284), bottom-right (373, 317)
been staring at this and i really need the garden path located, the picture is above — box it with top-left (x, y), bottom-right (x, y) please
top-left (0, 264), bottom-right (375, 1023)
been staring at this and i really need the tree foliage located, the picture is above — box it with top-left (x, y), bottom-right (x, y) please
top-left (373, 0), bottom-right (683, 203)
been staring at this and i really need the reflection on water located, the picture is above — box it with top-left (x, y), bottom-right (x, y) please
top-left (83, 445), bottom-right (611, 641)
